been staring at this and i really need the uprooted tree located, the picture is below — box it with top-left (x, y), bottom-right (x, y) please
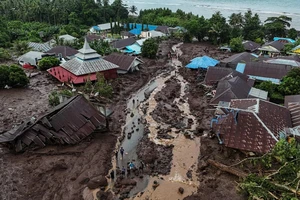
top-left (210, 138), bottom-right (300, 200)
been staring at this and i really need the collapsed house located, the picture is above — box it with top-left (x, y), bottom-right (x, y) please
top-left (0, 95), bottom-right (107, 152)
top-left (211, 99), bottom-right (292, 153)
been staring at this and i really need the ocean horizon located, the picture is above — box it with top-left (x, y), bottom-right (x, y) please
top-left (124, 0), bottom-right (300, 30)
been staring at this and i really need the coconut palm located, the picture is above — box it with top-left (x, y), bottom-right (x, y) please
top-left (129, 5), bottom-right (138, 15)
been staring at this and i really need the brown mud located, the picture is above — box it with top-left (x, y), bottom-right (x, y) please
top-left (0, 41), bottom-right (245, 200)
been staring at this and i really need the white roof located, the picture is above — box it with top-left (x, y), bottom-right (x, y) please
top-left (28, 42), bottom-right (52, 52)
top-left (97, 22), bottom-right (115, 31)
top-left (149, 30), bottom-right (166, 37)
top-left (59, 34), bottom-right (77, 42)
top-left (136, 39), bottom-right (147, 46)
top-left (249, 87), bottom-right (268, 100)
top-left (61, 58), bottom-right (119, 76)
top-left (18, 51), bottom-right (44, 66)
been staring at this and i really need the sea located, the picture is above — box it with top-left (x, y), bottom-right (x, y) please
top-left (124, 0), bottom-right (300, 30)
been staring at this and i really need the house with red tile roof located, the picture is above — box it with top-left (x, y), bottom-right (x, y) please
top-left (211, 99), bottom-right (292, 153)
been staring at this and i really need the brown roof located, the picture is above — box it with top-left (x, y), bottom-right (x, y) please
top-left (215, 99), bottom-right (292, 153)
top-left (210, 76), bottom-right (252, 104)
top-left (111, 38), bottom-right (136, 49)
top-left (285, 95), bottom-right (300, 127)
top-left (86, 34), bottom-right (102, 42)
top-left (243, 41), bottom-right (261, 52)
top-left (263, 40), bottom-right (285, 51)
top-left (204, 67), bottom-right (250, 86)
top-left (103, 53), bottom-right (140, 71)
top-left (204, 67), bottom-right (233, 85)
top-left (244, 62), bottom-right (293, 79)
top-left (220, 52), bottom-right (265, 68)
top-left (46, 46), bottom-right (78, 58)
top-left (0, 95), bottom-right (106, 152)
top-left (121, 31), bottom-right (135, 37)
top-left (155, 26), bottom-right (169, 34)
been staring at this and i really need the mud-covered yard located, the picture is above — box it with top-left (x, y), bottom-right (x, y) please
top-left (0, 41), bottom-right (245, 200)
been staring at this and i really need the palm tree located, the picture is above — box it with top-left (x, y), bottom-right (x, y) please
top-left (129, 5), bottom-right (137, 15)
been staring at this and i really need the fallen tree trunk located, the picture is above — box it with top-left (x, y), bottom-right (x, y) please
top-left (207, 159), bottom-right (248, 178)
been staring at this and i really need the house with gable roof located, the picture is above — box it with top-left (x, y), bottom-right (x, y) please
top-left (48, 38), bottom-right (119, 84)
top-left (211, 99), bottom-right (292, 153)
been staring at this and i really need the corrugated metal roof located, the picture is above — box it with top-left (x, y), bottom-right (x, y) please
top-left (0, 95), bottom-right (107, 152)
top-left (248, 87), bottom-right (268, 100)
top-left (285, 95), bottom-right (300, 127)
top-left (214, 98), bottom-right (292, 153)
top-left (242, 40), bottom-right (261, 52)
top-left (28, 42), bottom-right (52, 52)
top-left (243, 62), bottom-right (292, 80)
top-left (61, 57), bottom-right (119, 76)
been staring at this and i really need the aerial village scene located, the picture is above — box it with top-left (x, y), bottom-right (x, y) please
top-left (2, 0), bottom-right (300, 200)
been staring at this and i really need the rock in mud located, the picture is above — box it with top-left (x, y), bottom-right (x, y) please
top-left (87, 176), bottom-right (108, 189)
top-left (178, 187), bottom-right (184, 194)
top-left (96, 190), bottom-right (113, 200)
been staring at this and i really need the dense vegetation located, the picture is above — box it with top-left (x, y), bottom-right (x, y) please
top-left (256, 68), bottom-right (300, 102)
top-left (38, 57), bottom-right (61, 70)
top-left (0, 65), bottom-right (29, 88)
top-left (141, 38), bottom-right (159, 58)
top-left (239, 138), bottom-right (300, 200)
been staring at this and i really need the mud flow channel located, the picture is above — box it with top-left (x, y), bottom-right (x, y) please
top-left (105, 43), bottom-right (200, 200)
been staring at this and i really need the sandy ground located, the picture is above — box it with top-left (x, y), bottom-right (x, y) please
top-left (0, 41), bottom-right (246, 200)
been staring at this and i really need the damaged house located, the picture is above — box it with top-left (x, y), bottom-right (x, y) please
top-left (0, 95), bottom-right (107, 152)
top-left (211, 99), bottom-right (292, 153)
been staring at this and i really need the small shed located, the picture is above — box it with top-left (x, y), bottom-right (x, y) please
top-left (104, 53), bottom-right (143, 74)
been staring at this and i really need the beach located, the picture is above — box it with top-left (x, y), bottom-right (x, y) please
top-left (125, 0), bottom-right (300, 30)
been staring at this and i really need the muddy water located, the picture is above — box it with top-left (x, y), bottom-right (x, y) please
top-left (103, 43), bottom-right (200, 200)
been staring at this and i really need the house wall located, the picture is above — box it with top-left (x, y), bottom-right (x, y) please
top-left (103, 68), bottom-right (118, 79)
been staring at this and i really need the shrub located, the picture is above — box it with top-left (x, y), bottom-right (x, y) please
top-left (141, 38), bottom-right (159, 59)
top-left (38, 56), bottom-right (60, 70)
top-left (94, 73), bottom-right (113, 98)
top-left (48, 91), bottom-right (60, 106)
top-left (229, 36), bottom-right (244, 52)
top-left (0, 65), bottom-right (29, 88)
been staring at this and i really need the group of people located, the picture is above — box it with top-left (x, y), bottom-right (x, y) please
top-left (110, 146), bottom-right (145, 180)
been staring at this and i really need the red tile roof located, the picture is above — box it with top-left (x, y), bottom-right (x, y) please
top-left (214, 99), bottom-right (292, 153)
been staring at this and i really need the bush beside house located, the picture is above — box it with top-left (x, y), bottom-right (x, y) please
top-left (0, 65), bottom-right (29, 88)
top-left (38, 56), bottom-right (60, 70)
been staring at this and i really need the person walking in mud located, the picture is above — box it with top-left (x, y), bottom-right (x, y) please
top-left (121, 166), bottom-right (126, 177)
top-left (110, 170), bottom-right (115, 180)
top-left (115, 149), bottom-right (118, 160)
top-left (120, 147), bottom-right (125, 159)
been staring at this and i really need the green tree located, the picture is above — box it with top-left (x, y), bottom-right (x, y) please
top-left (229, 12), bottom-right (244, 38)
top-left (264, 15), bottom-right (292, 40)
top-left (129, 5), bottom-right (138, 15)
top-left (0, 65), bottom-right (10, 88)
top-left (229, 36), bottom-right (244, 52)
top-left (38, 56), bottom-right (60, 70)
top-left (141, 38), bottom-right (159, 59)
top-left (0, 65), bottom-right (29, 88)
top-left (13, 41), bottom-right (32, 56)
top-left (243, 10), bottom-right (264, 41)
top-left (94, 73), bottom-right (113, 98)
top-left (90, 39), bottom-right (118, 56)
top-left (208, 12), bottom-right (230, 44)
top-left (279, 68), bottom-right (300, 95)
top-left (287, 28), bottom-right (298, 40)
top-left (184, 16), bottom-right (209, 41)
top-left (0, 48), bottom-right (11, 62)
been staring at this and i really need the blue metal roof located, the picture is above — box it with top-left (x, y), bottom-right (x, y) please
top-left (273, 37), bottom-right (296, 43)
top-left (125, 23), bottom-right (158, 31)
top-left (93, 26), bottom-right (101, 31)
top-left (186, 56), bottom-right (219, 69)
top-left (248, 75), bottom-right (281, 84)
top-left (236, 63), bottom-right (246, 73)
top-left (129, 28), bottom-right (141, 35)
top-left (125, 44), bottom-right (141, 55)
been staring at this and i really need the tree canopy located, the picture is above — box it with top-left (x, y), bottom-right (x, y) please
top-left (0, 65), bottom-right (29, 88)
top-left (141, 38), bottom-right (159, 59)
top-left (38, 57), bottom-right (61, 71)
